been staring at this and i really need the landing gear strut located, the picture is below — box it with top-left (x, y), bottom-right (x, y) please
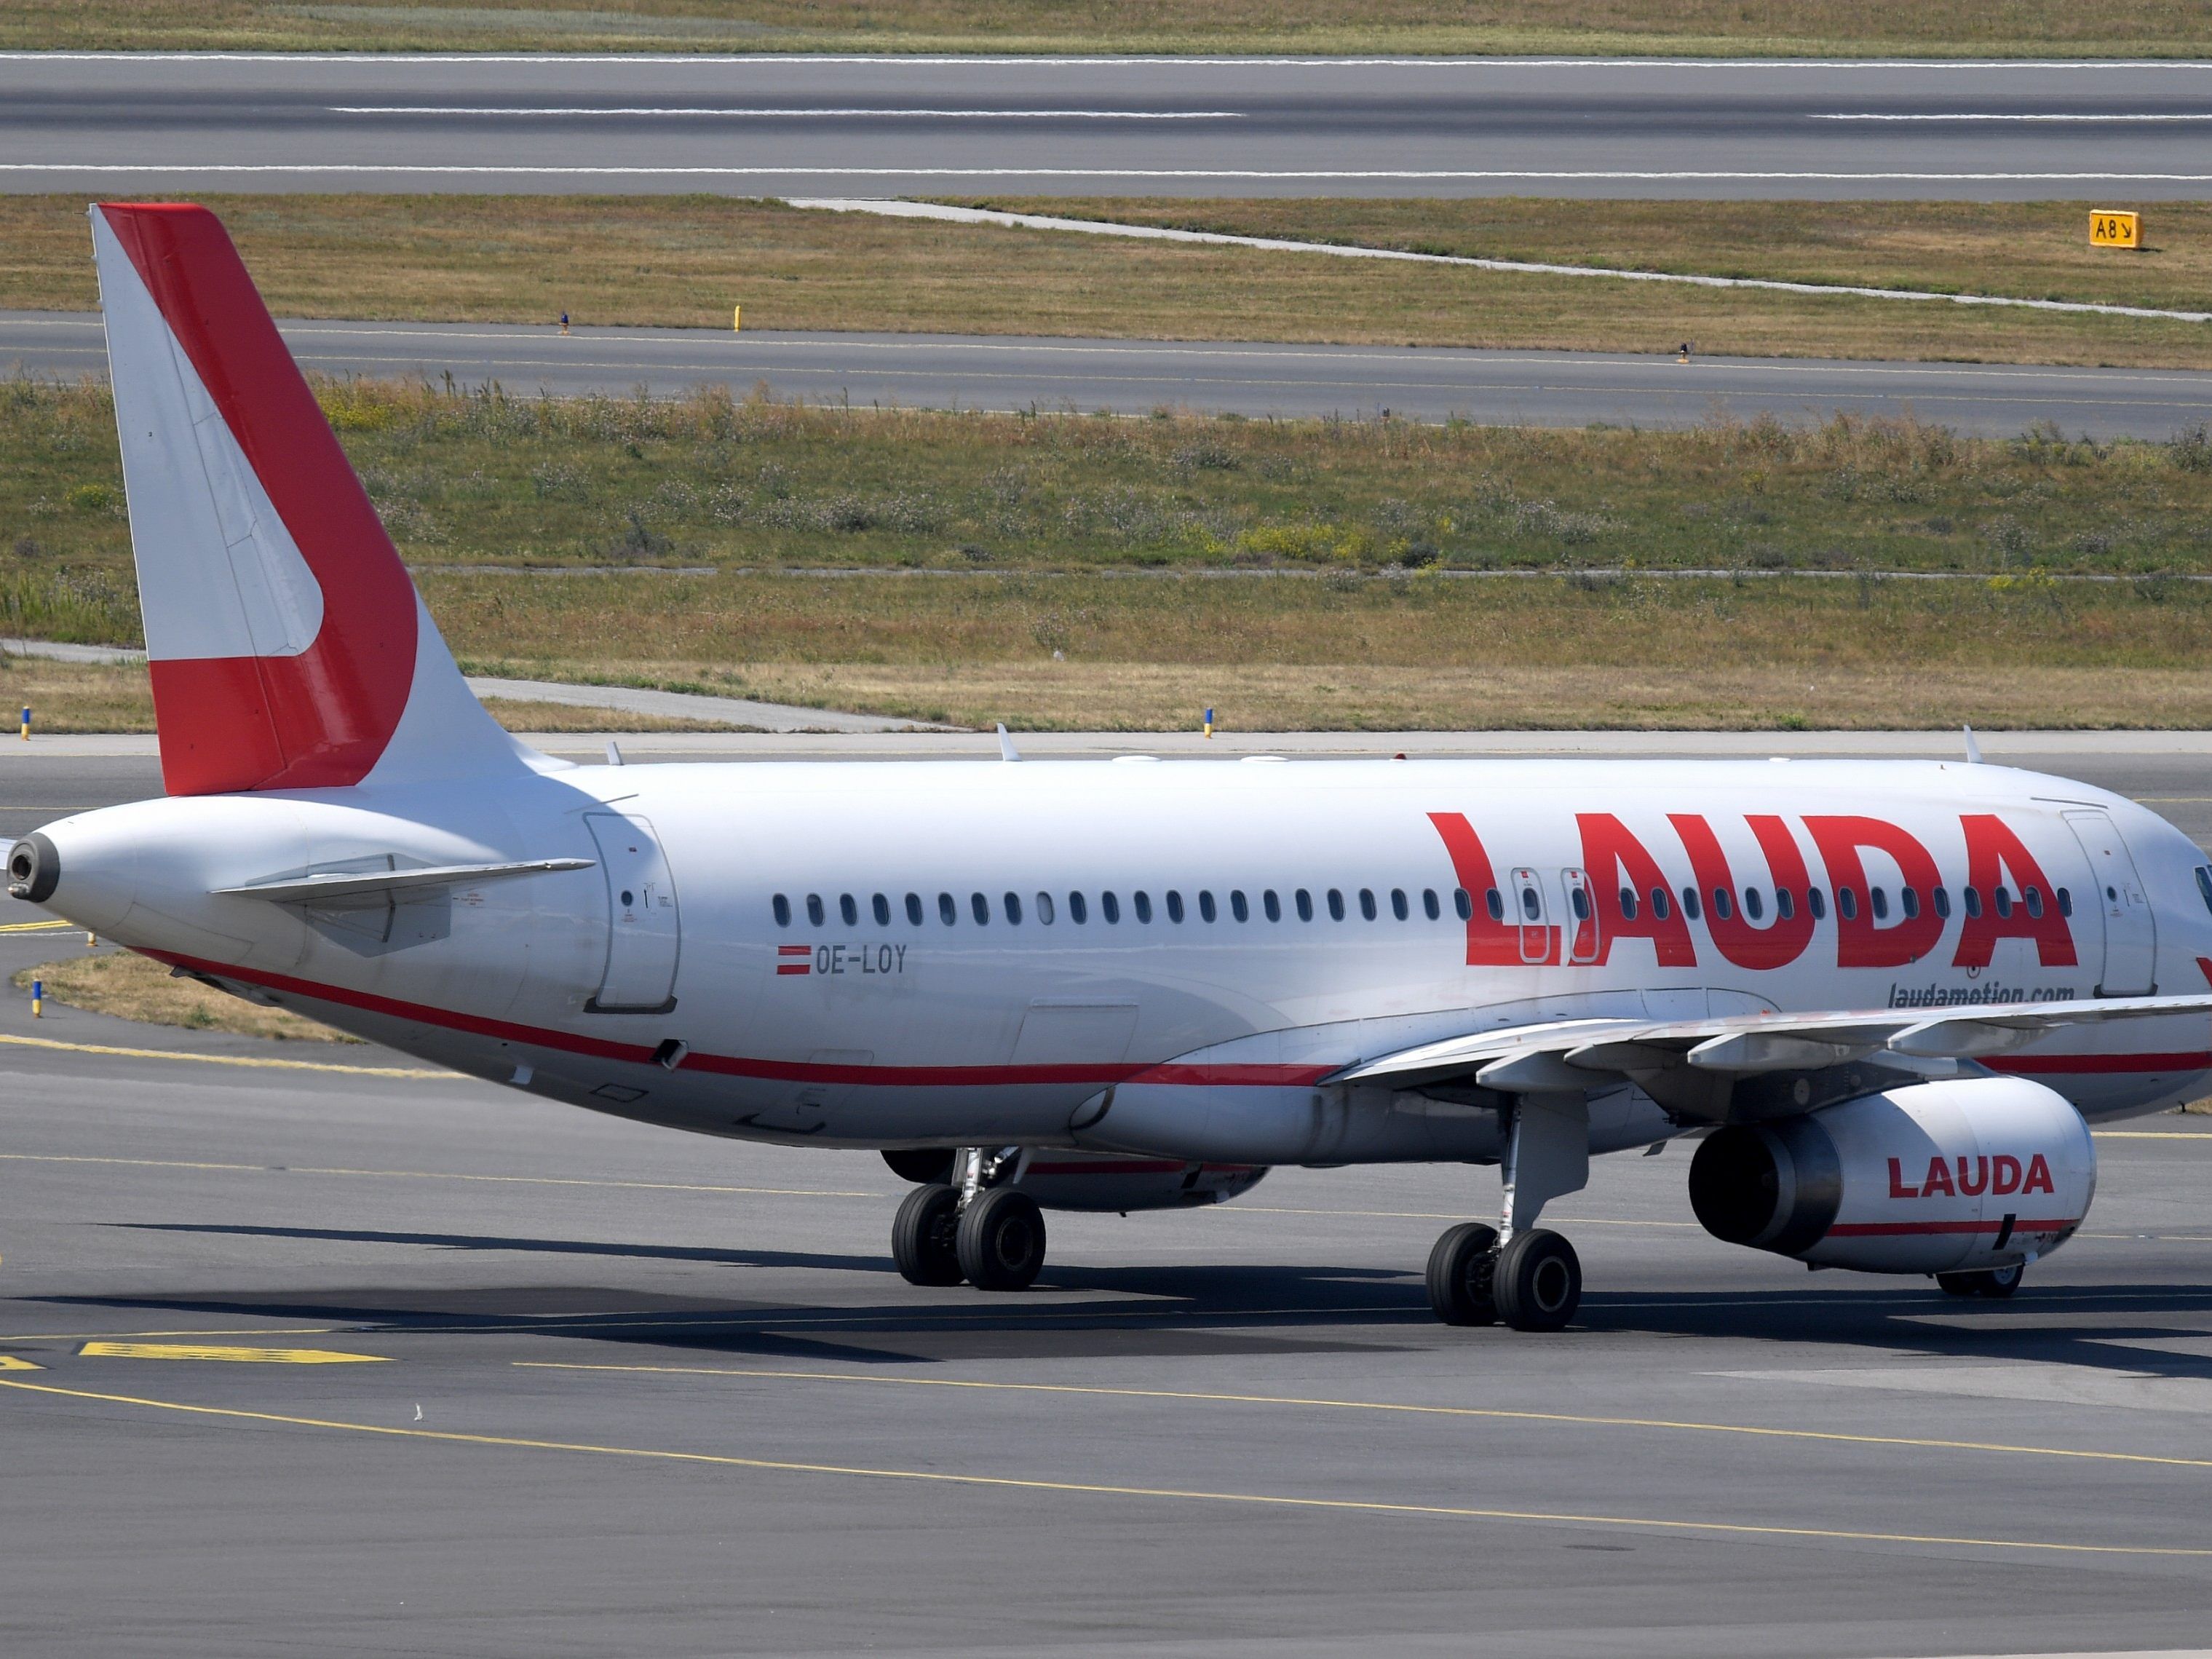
top-left (888, 1146), bottom-right (1047, 1292)
top-left (1426, 1094), bottom-right (1590, 1333)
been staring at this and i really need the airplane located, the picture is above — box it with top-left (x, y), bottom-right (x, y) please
top-left (15, 200), bottom-right (2212, 1333)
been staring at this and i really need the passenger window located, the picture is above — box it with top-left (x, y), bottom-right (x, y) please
top-left (1899, 887), bottom-right (1919, 920)
top-left (1569, 886), bottom-right (1590, 922)
top-left (1199, 891), bottom-right (1218, 923)
top-left (1994, 887), bottom-right (2013, 919)
top-left (1807, 887), bottom-right (1826, 921)
top-left (1870, 887), bottom-right (1888, 922)
top-left (1390, 888), bottom-right (1409, 921)
top-left (1229, 890), bottom-right (1248, 922)
top-left (806, 893), bottom-right (825, 927)
top-left (872, 892), bottom-right (891, 926)
top-left (906, 892), bottom-right (924, 926)
top-left (1931, 886), bottom-right (1949, 919)
top-left (1963, 887), bottom-right (1983, 919)
top-left (1328, 889), bottom-right (1347, 922)
top-left (971, 892), bottom-right (990, 924)
top-left (1264, 890), bottom-right (1281, 922)
top-left (1454, 888), bottom-right (1472, 920)
top-left (1743, 887), bottom-right (1763, 922)
top-left (1422, 889), bottom-right (1440, 920)
top-left (1838, 888), bottom-right (1858, 922)
top-left (1681, 887), bottom-right (1701, 922)
top-left (1135, 892), bottom-right (1154, 924)
top-left (1004, 891), bottom-right (1023, 924)
top-left (1165, 891), bottom-right (1184, 923)
top-left (1651, 887), bottom-right (1670, 920)
top-left (1101, 891), bottom-right (1120, 924)
top-left (1069, 891), bottom-right (1088, 924)
top-left (1036, 892), bottom-right (1055, 924)
top-left (773, 894), bottom-right (792, 927)
top-left (1775, 887), bottom-right (1795, 921)
top-left (1520, 887), bottom-right (1540, 922)
top-left (1710, 887), bottom-right (1732, 922)
top-left (1485, 888), bottom-right (1504, 922)
top-left (1619, 887), bottom-right (1638, 920)
top-left (1360, 889), bottom-right (1378, 921)
top-left (938, 892), bottom-right (957, 926)
top-left (2058, 887), bottom-right (2073, 916)
top-left (2024, 886), bottom-right (2043, 919)
top-left (1296, 889), bottom-right (1314, 922)
top-left (840, 893), bottom-right (859, 927)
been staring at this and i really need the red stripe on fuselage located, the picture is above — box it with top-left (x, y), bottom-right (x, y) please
top-left (147, 951), bottom-right (1332, 1089)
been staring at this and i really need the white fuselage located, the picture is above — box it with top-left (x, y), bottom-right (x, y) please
top-left (31, 755), bottom-right (2212, 1163)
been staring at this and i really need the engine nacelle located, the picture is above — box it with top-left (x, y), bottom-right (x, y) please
top-left (882, 1147), bottom-right (1266, 1213)
top-left (1688, 1077), bottom-right (2095, 1275)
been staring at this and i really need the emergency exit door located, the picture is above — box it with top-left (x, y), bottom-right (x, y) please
top-left (2064, 809), bottom-right (2155, 997)
top-left (585, 812), bottom-right (681, 1011)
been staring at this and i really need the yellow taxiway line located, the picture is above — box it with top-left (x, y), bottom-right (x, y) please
top-left (515, 1361), bottom-right (2212, 1476)
top-left (2, 1374), bottom-right (2204, 1560)
top-left (0, 1150), bottom-right (879, 1199)
top-left (78, 1342), bottom-right (388, 1364)
top-left (0, 1031), bottom-right (443, 1077)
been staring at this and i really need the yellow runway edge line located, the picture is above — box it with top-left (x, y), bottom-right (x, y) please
top-left (0, 1031), bottom-right (444, 1077)
top-left (78, 1342), bottom-right (389, 1364)
top-left (517, 1361), bottom-right (2212, 1475)
top-left (2, 1375), bottom-right (2205, 1560)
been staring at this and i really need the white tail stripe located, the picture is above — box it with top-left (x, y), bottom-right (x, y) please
top-left (92, 210), bottom-right (322, 663)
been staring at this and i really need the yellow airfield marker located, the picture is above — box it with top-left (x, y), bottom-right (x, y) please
top-left (0, 1031), bottom-right (443, 1077)
top-left (79, 1341), bottom-right (389, 1365)
top-left (0, 918), bottom-right (72, 933)
top-left (0, 1355), bottom-right (43, 1371)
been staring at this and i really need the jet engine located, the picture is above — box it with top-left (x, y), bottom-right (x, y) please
top-left (883, 1147), bottom-right (1266, 1212)
top-left (1687, 1076), bottom-right (2094, 1275)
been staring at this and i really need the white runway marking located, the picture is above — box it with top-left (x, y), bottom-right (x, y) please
top-left (328, 106), bottom-right (1245, 119)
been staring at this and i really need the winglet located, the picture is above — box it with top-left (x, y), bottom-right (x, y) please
top-left (996, 723), bottom-right (1021, 763)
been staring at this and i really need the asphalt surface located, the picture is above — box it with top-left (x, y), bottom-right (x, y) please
top-left (13, 310), bottom-right (2210, 437)
top-left (5, 744), bottom-right (2212, 1656)
top-left (7, 53), bottom-right (2212, 199)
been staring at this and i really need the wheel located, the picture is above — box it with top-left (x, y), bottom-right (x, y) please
top-left (1936, 1263), bottom-right (2025, 1299)
top-left (957, 1187), bottom-right (1047, 1291)
top-left (1492, 1229), bottom-right (1581, 1332)
top-left (891, 1184), bottom-right (964, 1286)
top-left (1935, 1270), bottom-right (1981, 1297)
top-left (882, 1147), bottom-right (956, 1186)
top-left (1426, 1222), bottom-right (1499, 1326)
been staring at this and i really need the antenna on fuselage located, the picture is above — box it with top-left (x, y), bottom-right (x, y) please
top-left (606, 740), bottom-right (624, 767)
top-left (1962, 724), bottom-right (1983, 764)
top-left (996, 723), bottom-right (1022, 763)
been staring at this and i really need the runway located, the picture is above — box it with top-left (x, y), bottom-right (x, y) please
top-left (13, 311), bottom-right (2210, 437)
top-left (7, 53), bottom-right (2212, 199)
top-left (4, 743), bottom-right (2212, 1655)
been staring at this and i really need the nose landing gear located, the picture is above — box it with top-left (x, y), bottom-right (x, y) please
top-left (887, 1147), bottom-right (1047, 1292)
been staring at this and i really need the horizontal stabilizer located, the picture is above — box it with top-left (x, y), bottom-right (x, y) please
top-left (214, 858), bottom-right (593, 904)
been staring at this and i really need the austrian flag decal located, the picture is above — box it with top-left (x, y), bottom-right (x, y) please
top-left (776, 946), bottom-right (812, 977)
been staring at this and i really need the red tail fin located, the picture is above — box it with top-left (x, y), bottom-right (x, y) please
top-left (92, 202), bottom-right (525, 795)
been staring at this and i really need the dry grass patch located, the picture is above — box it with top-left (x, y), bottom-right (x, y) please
top-left (4, 194), bottom-right (2209, 367)
top-left (15, 950), bottom-right (359, 1043)
top-left (4, 1), bottom-right (2204, 55)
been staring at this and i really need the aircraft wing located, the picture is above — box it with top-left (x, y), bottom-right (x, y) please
top-left (1331, 993), bottom-right (2212, 1122)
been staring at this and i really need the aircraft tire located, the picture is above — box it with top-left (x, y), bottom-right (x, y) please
top-left (1935, 1271), bottom-right (1981, 1296)
top-left (1493, 1229), bottom-right (1581, 1332)
top-left (958, 1187), bottom-right (1047, 1291)
top-left (1937, 1264), bottom-right (2024, 1298)
top-left (892, 1183), bottom-right (964, 1286)
top-left (1426, 1222), bottom-right (1500, 1326)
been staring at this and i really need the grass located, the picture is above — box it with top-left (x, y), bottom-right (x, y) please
top-left (15, 950), bottom-right (357, 1042)
top-left (17, 376), bottom-right (2212, 732)
top-left (4, 1), bottom-right (2207, 57)
top-left (6, 194), bottom-right (2212, 369)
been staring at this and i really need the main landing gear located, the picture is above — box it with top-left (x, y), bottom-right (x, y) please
top-left (1937, 1262), bottom-right (2026, 1299)
top-left (889, 1147), bottom-right (1047, 1293)
top-left (1426, 1093), bottom-right (1590, 1333)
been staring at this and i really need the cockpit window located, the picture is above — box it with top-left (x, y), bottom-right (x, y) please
top-left (2196, 866), bottom-right (2212, 916)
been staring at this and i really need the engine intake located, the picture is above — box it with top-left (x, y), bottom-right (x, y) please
top-left (1689, 1076), bottom-right (2094, 1275)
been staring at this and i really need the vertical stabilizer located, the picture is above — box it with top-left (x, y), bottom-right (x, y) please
top-left (91, 202), bottom-right (531, 795)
